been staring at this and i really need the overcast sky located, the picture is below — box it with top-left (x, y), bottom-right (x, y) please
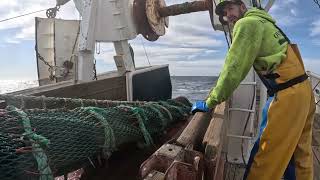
top-left (0, 0), bottom-right (319, 80)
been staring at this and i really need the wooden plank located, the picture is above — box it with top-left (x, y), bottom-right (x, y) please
top-left (35, 76), bottom-right (126, 100)
top-left (204, 119), bottom-right (224, 160)
top-left (202, 102), bottom-right (225, 159)
top-left (204, 158), bottom-right (216, 180)
top-left (214, 154), bottom-right (226, 180)
top-left (176, 111), bottom-right (211, 147)
top-left (10, 76), bottom-right (127, 101)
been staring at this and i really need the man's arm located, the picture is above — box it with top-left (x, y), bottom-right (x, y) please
top-left (206, 18), bottom-right (264, 108)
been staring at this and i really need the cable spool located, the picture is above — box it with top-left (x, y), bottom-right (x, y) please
top-left (133, 0), bottom-right (160, 41)
top-left (133, 0), bottom-right (216, 41)
top-left (146, 0), bottom-right (169, 36)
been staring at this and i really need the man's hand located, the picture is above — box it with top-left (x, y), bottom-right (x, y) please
top-left (191, 101), bottom-right (209, 114)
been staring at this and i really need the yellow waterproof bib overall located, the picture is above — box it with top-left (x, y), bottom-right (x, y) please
top-left (244, 43), bottom-right (316, 180)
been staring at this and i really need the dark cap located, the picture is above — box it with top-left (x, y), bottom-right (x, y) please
top-left (215, 0), bottom-right (243, 16)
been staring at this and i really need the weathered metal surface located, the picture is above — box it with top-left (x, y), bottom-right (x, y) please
top-left (157, 0), bottom-right (213, 28)
top-left (158, 0), bottom-right (210, 17)
top-left (144, 170), bottom-right (165, 180)
top-left (133, 0), bottom-right (159, 41)
top-left (140, 144), bottom-right (183, 178)
top-left (140, 144), bottom-right (204, 180)
top-left (133, 0), bottom-right (217, 40)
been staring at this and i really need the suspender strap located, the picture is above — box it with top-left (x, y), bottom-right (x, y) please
top-left (263, 73), bottom-right (280, 79)
top-left (259, 12), bottom-right (291, 44)
top-left (265, 73), bottom-right (309, 97)
top-left (273, 23), bottom-right (291, 44)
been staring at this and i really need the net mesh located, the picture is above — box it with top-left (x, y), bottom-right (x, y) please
top-left (0, 95), bottom-right (191, 180)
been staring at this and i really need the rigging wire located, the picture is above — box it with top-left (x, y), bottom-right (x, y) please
top-left (222, 25), bottom-right (231, 49)
top-left (139, 36), bottom-right (151, 66)
top-left (0, 9), bottom-right (48, 23)
top-left (213, 0), bottom-right (231, 49)
top-left (227, 24), bottom-right (233, 44)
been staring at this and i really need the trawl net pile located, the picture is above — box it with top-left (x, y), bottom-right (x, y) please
top-left (0, 95), bottom-right (191, 180)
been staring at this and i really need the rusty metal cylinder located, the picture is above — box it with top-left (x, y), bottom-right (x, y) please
top-left (158, 0), bottom-right (210, 17)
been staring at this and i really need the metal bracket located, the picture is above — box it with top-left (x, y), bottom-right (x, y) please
top-left (140, 144), bottom-right (204, 180)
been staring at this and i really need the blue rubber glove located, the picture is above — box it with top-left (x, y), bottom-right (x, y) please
top-left (191, 101), bottom-right (209, 114)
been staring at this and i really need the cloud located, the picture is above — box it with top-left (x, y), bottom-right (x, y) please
top-left (304, 58), bottom-right (320, 75)
top-left (0, 0), bottom-right (79, 43)
top-left (310, 18), bottom-right (320, 45)
top-left (311, 19), bottom-right (320, 36)
top-left (268, 1), bottom-right (304, 27)
top-left (94, 33), bottom-right (224, 76)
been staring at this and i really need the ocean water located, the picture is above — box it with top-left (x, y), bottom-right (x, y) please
top-left (0, 77), bottom-right (217, 103)
top-left (171, 76), bottom-right (218, 103)
top-left (0, 80), bottom-right (38, 94)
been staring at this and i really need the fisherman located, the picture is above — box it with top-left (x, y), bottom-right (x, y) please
top-left (191, 0), bottom-right (316, 179)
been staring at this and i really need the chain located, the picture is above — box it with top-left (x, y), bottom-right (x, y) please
top-left (35, 46), bottom-right (73, 81)
top-left (314, 0), bottom-right (320, 8)
top-left (93, 59), bottom-right (98, 80)
top-left (46, 6), bottom-right (60, 18)
top-left (35, 46), bottom-right (58, 80)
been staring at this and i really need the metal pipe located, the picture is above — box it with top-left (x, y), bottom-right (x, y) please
top-left (158, 0), bottom-right (210, 17)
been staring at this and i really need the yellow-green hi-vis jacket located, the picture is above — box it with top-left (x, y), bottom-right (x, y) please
top-left (206, 8), bottom-right (287, 108)
top-left (206, 8), bottom-right (315, 180)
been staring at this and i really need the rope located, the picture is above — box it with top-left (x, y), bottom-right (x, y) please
top-left (0, 9), bottom-right (47, 23)
top-left (146, 104), bottom-right (168, 130)
top-left (6, 106), bottom-right (53, 180)
top-left (81, 107), bottom-right (116, 158)
top-left (149, 103), bottom-right (173, 125)
top-left (131, 107), bottom-right (154, 146)
top-left (140, 36), bottom-right (151, 66)
top-left (159, 101), bottom-right (186, 117)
